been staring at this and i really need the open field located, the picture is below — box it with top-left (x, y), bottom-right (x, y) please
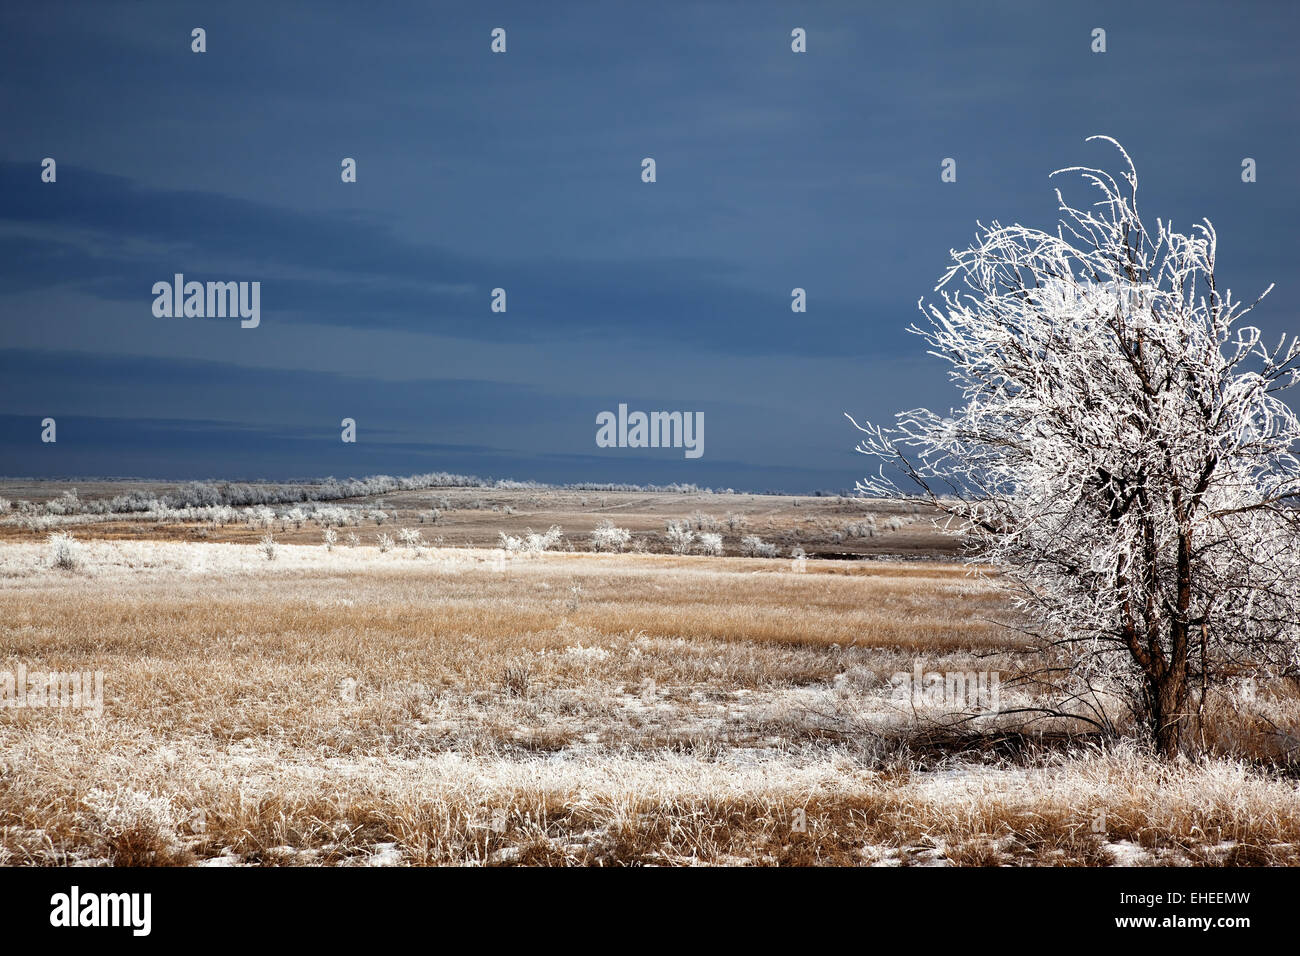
top-left (0, 480), bottom-right (953, 556)
top-left (2, 485), bottom-right (1300, 866)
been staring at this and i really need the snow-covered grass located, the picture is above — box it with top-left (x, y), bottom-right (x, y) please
top-left (2, 536), bottom-right (1297, 866)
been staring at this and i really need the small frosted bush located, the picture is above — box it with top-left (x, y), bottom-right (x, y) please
top-left (740, 535), bottom-right (778, 558)
top-left (844, 518), bottom-right (877, 538)
top-left (45, 489), bottom-right (81, 516)
top-left (313, 506), bottom-right (349, 528)
top-left (398, 528), bottom-right (424, 550)
top-left (665, 521), bottom-right (695, 555)
top-left (524, 525), bottom-right (563, 552)
top-left (259, 534), bottom-right (277, 561)
top-left (322, 528), bottom-right (338, 551)
top-left (589, 519), bottom-right (631, 553)
top-left (500, 526), bottom-right (563, 553)
top-left (376, 532), bottom-right (393, 553)
top-left (48, 532), bottom-right (79, 570)
top-left (696, 532), bottom-right (723, 556)
top-left (688, 512), bottom-right (720, 532)
top-left (245, 506), bottom-right (275, 529)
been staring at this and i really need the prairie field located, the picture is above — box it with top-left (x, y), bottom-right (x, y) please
top-left (2, 484), bottom-right (1299, 866)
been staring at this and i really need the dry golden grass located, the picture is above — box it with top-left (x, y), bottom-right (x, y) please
top-left (0, 525), bottom-right (1298, 866)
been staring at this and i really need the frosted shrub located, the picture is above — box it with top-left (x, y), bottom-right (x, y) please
top-left (724, 512), bottom-right (746, 532)
top-left (844, 518), bottom-right (877, 538)
top-left (48, 532), bottom-right (79, 570)
top-left (501, 526), bottom-right (563, 553)
top-left (427, 508), bottom-right (441, 524)
top-left (286, 507), bottom-right (306, 529)
top-left (314, 506), bottom-right (349, 528)
top-left (370, 509), bottom-right (388, 526)
top-left (322, 528), bottom-right (337, 551)
top-left (696, 532), bottom-right (724, 556)
top-left (346, 532), bottom-right (360, 548)
top-left (259, 534), bottom-right (277, 561)
top-left (246, 506), bottom-right (275, 529)
top-left (687, 511), bottom-right (720, 532)
top-left (524, 525), bottom-right (564, 552)
top-left (45, 489), bottom-right (81, 516)
top-left (398, 528), bottom-right (424, 550)
top-left (0, 497), bottom-right (10, 511)
top-left (665, 521), bottom-right (695, 554)
top-left (589, 519), bottom-right (632, 553)
top-left (740, 535), bottom-right (778, 558)
top-left (376, 532), bottom-right (393, 553)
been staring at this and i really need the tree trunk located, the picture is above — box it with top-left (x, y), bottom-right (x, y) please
top-left (1149, 661), bottom-right (1189, 758)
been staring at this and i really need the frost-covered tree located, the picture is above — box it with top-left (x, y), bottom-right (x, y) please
top-left (850, 137), bottom-right (1300, 757)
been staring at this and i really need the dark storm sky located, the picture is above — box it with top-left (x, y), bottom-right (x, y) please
top-left (1, 1), bottom-right (1297, 491)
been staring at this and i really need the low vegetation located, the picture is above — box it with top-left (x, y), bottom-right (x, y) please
top-left (2, 484), bottom-right (1294, 865)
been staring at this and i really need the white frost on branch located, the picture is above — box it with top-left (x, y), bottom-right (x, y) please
top-left (848, 136), bottom-right (1300, 751)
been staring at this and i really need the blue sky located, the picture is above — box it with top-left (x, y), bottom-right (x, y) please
top-left (1, 0), bottom-right (1297, 491)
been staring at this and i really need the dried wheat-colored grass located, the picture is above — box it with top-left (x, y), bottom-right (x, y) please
top-left (0, 539), bottom-right (1296, 866)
